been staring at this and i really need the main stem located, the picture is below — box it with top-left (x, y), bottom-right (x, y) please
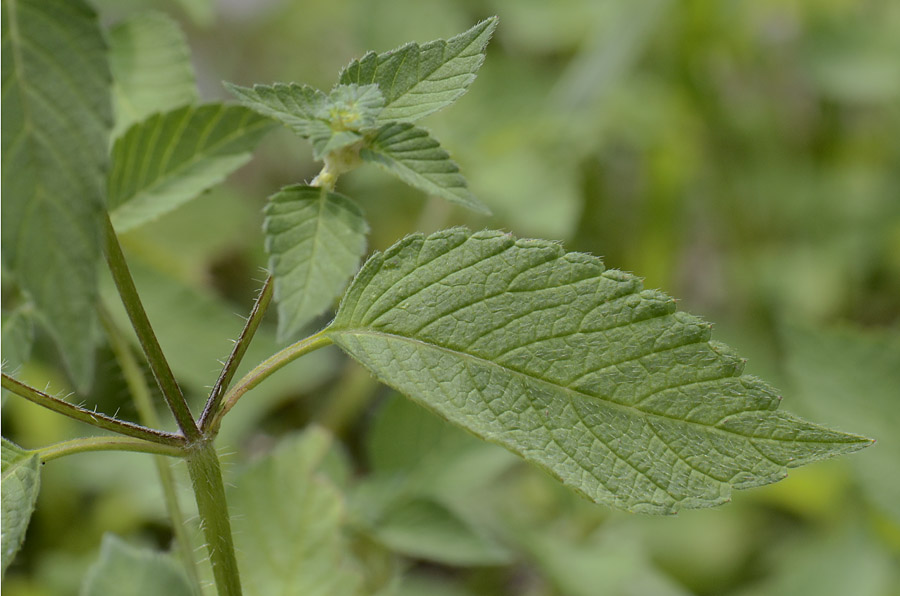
top-left (186, 442), bottom-right (242, 596)
top-left (103, 214), bottom-right (200, 442)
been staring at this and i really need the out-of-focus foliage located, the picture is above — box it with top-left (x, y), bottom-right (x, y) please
top-left (3, 0), bottom-right (898, 594)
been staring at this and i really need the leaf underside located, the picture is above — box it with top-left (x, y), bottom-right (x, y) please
top-left (108, 103), bottom-right (274, 231)
top-left (1, 438), bottom-right (41, 577)
top-left (265, 185), bottom-right (369, 341)
top-left (362, 122), bottom-right (490, 214)
top-left (339, 17), bottom-right (498, 123)
top-left (327, 229), bottom-right (871, 514)
top-left (2, 0), bottom-right (112, 389)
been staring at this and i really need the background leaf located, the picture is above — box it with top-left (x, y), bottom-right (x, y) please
top-left (1, 0), bottom-right (112, 389)
top-left (108, 11), bottom-right (198, 139)
top-left (339, 17), bottom-right (497, 123)
top-left (361, 123), bottom-right (489, 214)
top-left (265, 185), bottom-right (368, 341)
top-left (1, 438), bottom-right (41, 577)
top-left (80, 534), bottom-right (193, 596)
top-left (228, 429), bottom-right (363, 596)
top-left (108, 104), bottom-right (274, 231)
top-left (328, 229), bottom-right (871, 513)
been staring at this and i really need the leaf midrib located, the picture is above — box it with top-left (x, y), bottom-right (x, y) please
top-left (327, 327), bottom-right (848, 450)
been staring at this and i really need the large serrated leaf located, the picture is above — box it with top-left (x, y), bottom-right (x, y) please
top-left (1, 438), bottom-right (41, 577)
top-left (265, 185), bottom-right (368, 341)
top-left (2, 0), bottom-right (112, 389)
top-left (108, 11), bottom-right (198, 139)
top-left (81, 534), bottom-right (194, 596)
top-left (1, 307), bottom-right (35, 402)
top-left (229, 429), bottom-right (363, 596)
top-left (108, 104), bottom-right (274, 231)
top-left (361, 123), bottom-right (490, 214)
top-left (326, 229), bottom-right (872, 514)
top-left (339, 17), bottom-right (497, 123)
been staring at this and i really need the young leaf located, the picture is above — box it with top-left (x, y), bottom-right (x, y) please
top-left (339, 17), bottom-right (498, 123)
top-left (2, 0), bottom-right (112, 389)
top-left (307, 84), bottom-right (384, 159)
top-left (81, 534), bottom-right (193, 596)
top-left (265, 185), bottom-right (368, 341)
top-left (326, 229), bottom-right (872, 514)
top-left (108, 11), bottom-right (198, 138)
top-left (229, 429), bottom-right (363, 595)
top-left (108, 104), bottom-right (274, 231)
top-left (361, 122), bottom-right (490, 214)
top-left (1, 438), bottom-right (41, 577)
top-left (225, 82), bottom-right (327, 138)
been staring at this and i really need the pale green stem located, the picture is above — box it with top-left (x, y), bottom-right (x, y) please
top-left (186, 442), bottom-right (242, 596)
top-left (37, 436), bottom-right (184, 462)
top-left (100, 308), bottom-right (203, 593)
top-left (208, 332), bottom-right (332, 434)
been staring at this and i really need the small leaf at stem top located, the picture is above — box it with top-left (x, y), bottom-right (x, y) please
top-left (340, 17), bottom-right (498, 123)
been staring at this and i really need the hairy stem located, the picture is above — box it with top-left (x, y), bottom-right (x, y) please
top-left (200, 276), bottom-right (274, 433)
top-left (1, 374), bottom-right (184, 447)
top-left (186, 443), bottom-right (242, 596)
top-left (103, 214), bottom-right (201, 441)
top-left (100, 309), bottom-right (203, 592)
top-left (37, 436), bottom-right (185, 462)
top-left (208, 331), bottom-right (332, 434)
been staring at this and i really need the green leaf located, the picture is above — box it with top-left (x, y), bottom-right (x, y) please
top-left (227, 82), bottom-right (384, 160)
top-left (2, 0), bottom-right (112, 389)
top-left (225, 82), bottom-right (327, 138)
top-left (265, 185), bottom-right (369, 341)
top-left (81, 534), bottom-right (193, 596)
top-left (1, 438), bottom-right (41, 577)
top-left (361, 123), bottom-right (489, 214)
top-left (108, 104), bottom-right (274, 231)
top-left (339, 17), bottom-right (498, 123)
top-left (108, 11), bottom-right (198, 139)
top-left (326, 229), bottom-right (872, 514)
top-left (229, 429), bottom-right (363, 596)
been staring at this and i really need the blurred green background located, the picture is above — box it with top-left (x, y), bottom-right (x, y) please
top-left (3, 0), bottom-right (899, 594)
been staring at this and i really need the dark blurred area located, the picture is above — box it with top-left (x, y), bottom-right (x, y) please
top-left (3, 0), bottom-right (898, 594)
